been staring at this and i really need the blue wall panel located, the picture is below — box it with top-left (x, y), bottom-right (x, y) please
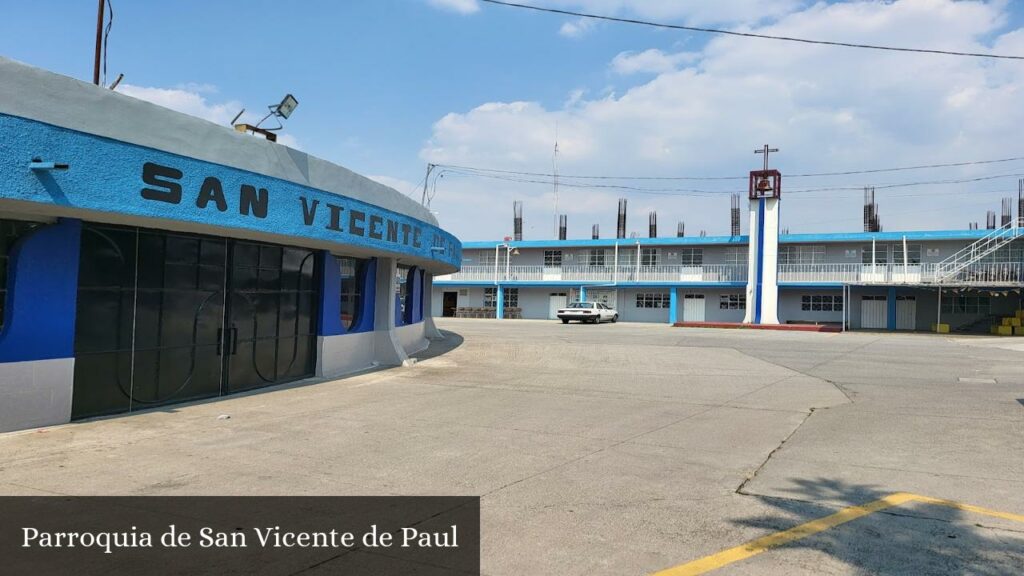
top-left (0, 218), bottom-right (81, 362)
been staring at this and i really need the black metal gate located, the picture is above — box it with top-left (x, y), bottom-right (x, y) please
top-left (71, 225), bottom-right (318, 419)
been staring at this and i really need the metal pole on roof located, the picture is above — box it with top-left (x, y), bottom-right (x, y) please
top-left (903, 235), bottom-right (908, 280)
top-left (493, 244), bottom-right (499, 284)
top-left (613, 241), bottom-right (619, 285)
top-left (937, 286), bottom-right (942, 331)
top-left (92, 0), bottom-right (105, 85)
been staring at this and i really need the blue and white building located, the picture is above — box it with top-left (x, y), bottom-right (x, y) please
top-left (0, 58), bottom-right (461, 432)
top-left (433, 190), bottom-right (1024, 331)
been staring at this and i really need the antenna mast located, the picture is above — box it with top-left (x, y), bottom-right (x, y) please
top-left (552, 124), bottom-right (559, 238)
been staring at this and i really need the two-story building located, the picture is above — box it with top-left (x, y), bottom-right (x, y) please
top-left (432, 227), bottom-right (1024, 332)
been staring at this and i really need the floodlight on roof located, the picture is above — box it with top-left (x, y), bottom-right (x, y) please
top-left (234, 94), bottom-right (300, 143)
top-left (276, 94), bottom-right (298, 119)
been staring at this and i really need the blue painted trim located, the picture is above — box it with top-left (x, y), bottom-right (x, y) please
top-left (460, 229), bottom-right (992, 250)
top-left (754, 198), bottom-right (765, 324)
top-left (352, 258), bottom-right (376, 333)
top-left (407, 267), bottom-right (423, 324)
top-left (579, 285), bottom-right (587, 301)
top-left (0, 113), bottom-right (461, 271)
top-left (668, 288), bottom-right (678, 324)
top-left (319, 252), bottom-right (342, 336)
top-left (0, 219), bottom-right (81, 362)
top-left (887, 286), bottom-right (897, 331)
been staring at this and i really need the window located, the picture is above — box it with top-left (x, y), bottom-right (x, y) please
top-left (0, 220), bottom-right (41, 330)
top-left (862, 245), bottom-right (888, 265)
top-left (544, 250), bottom-right (563, 267)
top-left (338, 256), bottom-right (367, 330)
top-left (801, 294), bottom-right (844, 312)
top-left (981, 244), bottom-right (1024, 264)
top-left (635, 292), bottom-right (669, 308)
top-left (504, 287), bottom-right (519, 308)
top-left (724, 248), bottom-right (748, 266)
top-left (483, 287), bottom-right (497, 307)
top-left (395, 265), bottom-right (412, 324)
top-left (477, 251), bottom-right (496, 266)
top-left (586, 249), bottom-right (606, 267)
top-left (719, 294), bottom-right (746, 310)
top-left (941, 295), bottom-right (990, 314)
top-left (640, 248), bottom-right (658, 266)
top-left (780, 245), bottom-right (825, 265)
top-left (680, 248), bottom-right (703, 266)
top-left (892, 243), bottom-right (921, 264)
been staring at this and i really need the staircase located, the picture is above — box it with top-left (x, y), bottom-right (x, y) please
top-left (932, 218), bottom-right (1023, 284)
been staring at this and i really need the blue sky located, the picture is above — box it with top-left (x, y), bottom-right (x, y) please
top-left (3, 1), bottom-right (1024, 240)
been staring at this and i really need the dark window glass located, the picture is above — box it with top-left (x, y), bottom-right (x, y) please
top-left (0, 220), bottom-right (42, 330)
top-left (339, 257), bottom-right (367, 330)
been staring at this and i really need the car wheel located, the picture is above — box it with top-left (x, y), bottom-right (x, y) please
top-left (561, 319), bottom-right (569, 324)
top-left (611, 314), bottom-right (618, 323)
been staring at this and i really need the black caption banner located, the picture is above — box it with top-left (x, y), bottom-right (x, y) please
top-left (0, 496), bottom-right (480, 575)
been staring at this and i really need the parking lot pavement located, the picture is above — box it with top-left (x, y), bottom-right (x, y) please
top-left (1, 318), bottom-right (1022, 574)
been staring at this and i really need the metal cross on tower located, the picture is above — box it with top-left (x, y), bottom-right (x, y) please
top-left (754, 144), bottom-right (779, 170)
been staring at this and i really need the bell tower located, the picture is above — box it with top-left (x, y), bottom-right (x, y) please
top-left (743, 145), bottom-right (782, 325)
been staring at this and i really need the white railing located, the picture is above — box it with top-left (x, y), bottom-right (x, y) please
top-left (437, 262), bottom-right (1023, 286)
top-left (937, 262), bottom-right (1023, 285)
top-left (933, 218), bottom-right (1023, 282)
top-left (438, 264), bottom-right (747, 284)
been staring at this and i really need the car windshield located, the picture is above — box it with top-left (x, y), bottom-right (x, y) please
top-left (567, 302), bottom-right (593, 308)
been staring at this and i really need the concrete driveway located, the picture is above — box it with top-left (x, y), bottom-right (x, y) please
top-left (1, 319), bottom-right (1022, 574)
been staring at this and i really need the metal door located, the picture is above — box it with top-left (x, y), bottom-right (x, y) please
top-left (72, 226), bottom-right (319, 419)
top-left (223, 241), bottom-right (318, 393)
top-left (73, 226), bottom-right (226, 419)
top-left (442, 292), bottom-right (458, 317)
top-left (896, 296), bottom-right (916, 330)
top-left (683, 294), bottom-right (705, 322)
top-left (861, 295), bottom-right (887, 329)
top-left (548, 293), bottom-right (567, 319)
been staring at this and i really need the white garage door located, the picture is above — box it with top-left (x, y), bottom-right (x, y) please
top-left (683, 294), bottom-right (705, 322)
top-left (896, 295), bottom-right (916, 330)
top-left (548, 293), bottom-right (567, 319)
top-left (861, 295), bottom-right (887, 329)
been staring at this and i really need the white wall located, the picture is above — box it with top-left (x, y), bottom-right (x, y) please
top-left (317, 333), bottom-right (377, 379)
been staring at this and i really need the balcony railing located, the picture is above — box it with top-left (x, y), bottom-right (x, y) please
top-left (435, 262), bottom-right (1024, 286)
top-left (436, 264), bottom-right (748, 284)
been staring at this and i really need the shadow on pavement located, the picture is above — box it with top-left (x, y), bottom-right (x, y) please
top-left (732, 478), bottom-right (1024, 575)
top-left (412, 329), bottom-right (465, 361)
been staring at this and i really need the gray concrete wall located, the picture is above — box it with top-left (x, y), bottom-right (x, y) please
top-left (318, 333), bottom-right (377, 379)
top-left (0, 358), bottom-right (74, 432)
top-left (396, 322), bottom-right (429, 355)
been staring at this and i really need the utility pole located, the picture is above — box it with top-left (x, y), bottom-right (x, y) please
top-left (421, 163), bottom-right (435, 206)
top-left (93, 0), bottom-right (105, 85)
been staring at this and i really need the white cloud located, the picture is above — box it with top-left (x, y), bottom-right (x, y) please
top-left (415, 0), bottom-right (1024, 240)
top-left (367, 175), bottom-right (422, 199)
top-left (559, 17), bottom-right (595, 38)
top-left (427, 0), bottom-right (479, 14)
top-left (610, 49), bottom-right (698, 75)
top-left (116, 83), bottom-right (302, 150)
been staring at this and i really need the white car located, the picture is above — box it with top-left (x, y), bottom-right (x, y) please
top-left (557, 302), bottom-right (618, 324)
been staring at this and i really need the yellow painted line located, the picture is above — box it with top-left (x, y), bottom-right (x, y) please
top-left (652, 492), bottom-right (1024, 576)
top-left (911, 494), bottom-right (1024, 524)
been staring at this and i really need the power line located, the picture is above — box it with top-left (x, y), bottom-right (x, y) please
top-left (436, 165), bottom-right (1024, 198)
top-left (480, 0), bottom-right (1024, 60)
top-left (434, 155), bottom-right (1024, 182)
